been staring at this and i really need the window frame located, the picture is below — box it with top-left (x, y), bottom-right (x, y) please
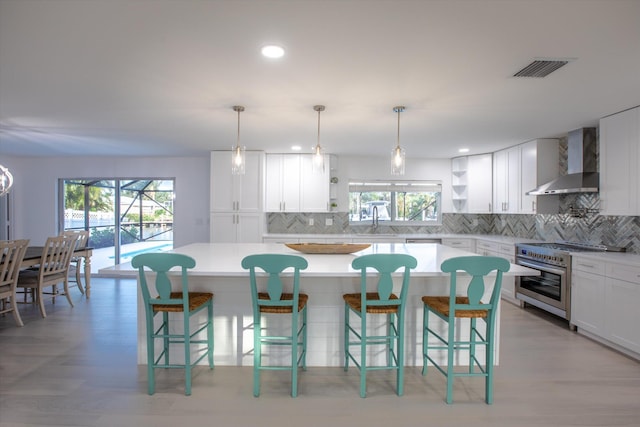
top-left (348, 180), bottom-right (443, 226)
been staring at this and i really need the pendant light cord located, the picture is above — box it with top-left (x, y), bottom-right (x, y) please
top-left (317, 109), bottom-right (321, 148)
top-left (396, 108), bottom-right (400, 149)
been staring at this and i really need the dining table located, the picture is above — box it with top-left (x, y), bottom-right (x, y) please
top-left (22, 246), bottom-right (94, 297)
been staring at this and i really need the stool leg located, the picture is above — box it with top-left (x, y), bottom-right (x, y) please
top-left (253, 313), bottom-right (261, 397)
top-left (291, 309), bottom-right (298, 398)
top-left (397, 311), bottom-right (405, 396)
top-left (146, 312), bottom-right (156, 395)
top-left (422, 305), bottom-right (429, 376)
top-left (302, 306), bottom-right (308, 371)
top-left (207, 301), bottom-right (214, 369)
top-left (360, 312), bottom-right (367, 398)
top-left (485, 318), bottom-right (495, 404)
top-left (343, 304), bottom-right (349, 371)
top-left (184, 311), bottom-right (192, 396)
top-left (446, 317), bottom-right (455, 404)
top-left (162, 313), bottom-right (170, 365)
top-left (469, 318), bottom-right (477, 374)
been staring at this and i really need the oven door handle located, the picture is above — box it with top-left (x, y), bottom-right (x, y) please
top-left (517, 260), bottom-right (566, 276)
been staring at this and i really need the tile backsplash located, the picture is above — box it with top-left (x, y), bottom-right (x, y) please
top-left (266, 209), bottom-right (640, 254)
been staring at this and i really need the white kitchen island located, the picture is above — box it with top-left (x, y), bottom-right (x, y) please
top-left (102, 242), bottom-right (538, 367)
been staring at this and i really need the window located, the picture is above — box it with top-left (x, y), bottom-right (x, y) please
top-left (349, 181), bottom-right (442, 225)
top-left (59, 178), bottom-right (174, 272)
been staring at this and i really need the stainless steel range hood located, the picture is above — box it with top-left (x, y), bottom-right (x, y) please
top-left (527, 128), bottom-right (598, 195)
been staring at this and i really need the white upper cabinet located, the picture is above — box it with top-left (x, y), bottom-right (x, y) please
top-left (519, 139), bottom-right (559, 214)
top-left (600, 106), bottom-right (640, 216)
top-left (210, 151), bottom-right (264, 213)
top-left (493, 146), bottom-right (520, 213)
top-left (300, 154), bottom-right (330, 212)
top-left (265, 154), bottom-right (330, 212)
top-left (493, 139), bottom-right (559, 214)
top-left (467, 154), bottom-right (493, 213)
top-left (265, 154), bottom-right (301, 212)
top-left (451, 154), bottom-right (492, 214)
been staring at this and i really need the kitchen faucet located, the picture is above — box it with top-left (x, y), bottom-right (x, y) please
top-left (372, 205), bottom-right (379, 230)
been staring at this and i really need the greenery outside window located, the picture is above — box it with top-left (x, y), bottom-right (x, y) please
top-left (349, 181), bottom-right (442, 225)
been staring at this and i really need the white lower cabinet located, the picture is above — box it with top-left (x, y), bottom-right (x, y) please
top-left (441, 238), bottom-right (475, 252)
top-left (210, 213), bottom-right (263, 243)
top-left (571, 262), bottom-right (606, 336)
top-left (571, 256), bottom-right (640, 358)
top-left (604, 264), bottom-right (640, 354)
top-left (476, 239), bottom-right (516, 304)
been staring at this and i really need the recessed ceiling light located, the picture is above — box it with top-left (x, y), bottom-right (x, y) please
top-left (261, 45), bottom-right (285, 59)
top-left (291, 145), bottom-right (301, 151)
top-left (458, 148), bottom-right (470, 153)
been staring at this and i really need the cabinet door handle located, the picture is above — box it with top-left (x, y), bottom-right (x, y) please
top-left (532, 201), bottom-right (536, 211)
top-left (576, 262), bottom-right (595, 269)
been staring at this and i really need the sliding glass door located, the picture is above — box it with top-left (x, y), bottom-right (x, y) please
top-left (60, 178), bottom-right (174, 272)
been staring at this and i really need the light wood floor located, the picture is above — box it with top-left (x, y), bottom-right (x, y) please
top-left (1, 277), bottom-right (639, 427)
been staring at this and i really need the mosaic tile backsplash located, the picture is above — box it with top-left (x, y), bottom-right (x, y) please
top-left (266, 208), bottom-right (640, 254)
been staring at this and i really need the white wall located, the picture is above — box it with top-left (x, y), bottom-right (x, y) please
top-left (6, 156), bottom-right (210, 246)
top-left (337, 155), bottom-right (453, 212)
top-left (3, 153), bottom-right (453, 245)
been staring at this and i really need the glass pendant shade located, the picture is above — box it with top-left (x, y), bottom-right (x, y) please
top-left (231, 105), bottom-right (246, 175)
top-left (0, 164), bottom-right (13, 196)
top-left (390, 145), bottom-right (405, 176)
top-left (390, 106), bottom-right (406, 176)
top-left (312, 143), bottom-right (324, 173)
top-left (312, 105), bottom-right (325, 173)
top-left (231, 144), bottom-right (245, 175)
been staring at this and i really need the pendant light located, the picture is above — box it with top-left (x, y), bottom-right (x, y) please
top-left (231, 105), bottom-right (245, 175)
top-left (0, 164), bottom-right (13, 196)
top-left (312, 105), bottom-right (325, 173)
top-left (390, 106), bottom-right (406, 175)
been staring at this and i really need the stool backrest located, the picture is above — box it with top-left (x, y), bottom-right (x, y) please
top-left (351, 253), bottom-right (417, 310)
top-left (241, 254), bottom-right (308, 315)
top-left (131, 252), bottom-right (196, 311)
top-left (440, 255), bottom-right (511, 316)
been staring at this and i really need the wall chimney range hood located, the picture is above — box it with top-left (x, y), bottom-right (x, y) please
top-left (527, 128), bottom-right (598, 195)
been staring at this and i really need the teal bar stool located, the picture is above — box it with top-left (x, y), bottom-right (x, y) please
top-left (132, 252), bottom-right (214, 396)
top-left (422, 255), bottom-right (510, 404)
top-left (241, 254), bottom-right (309, 397)
top-left (344, 253), bottom-right (417, 398)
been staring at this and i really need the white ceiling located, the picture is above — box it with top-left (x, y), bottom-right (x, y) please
top-left (1, 0), bottom-right (639, 159)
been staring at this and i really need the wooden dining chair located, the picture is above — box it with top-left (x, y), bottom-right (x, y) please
top-left (422, 255), bottom-right (510, 404)
top-left (0, 239), bottom-right (30, 326)
top-left (17, 234), bottom-right (79, 318)
top-left (343, 253), bottom-right (417, 398)
top-left (241, 253), bottom-right (309, 397)
top-left (61, 230), bottom-right (90, 294)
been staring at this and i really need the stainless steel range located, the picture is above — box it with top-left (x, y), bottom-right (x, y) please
top-left (515, 241), bottom-right (625, 322)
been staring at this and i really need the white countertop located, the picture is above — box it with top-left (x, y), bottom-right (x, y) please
top-left (101, 242), bottom-right (539, 278)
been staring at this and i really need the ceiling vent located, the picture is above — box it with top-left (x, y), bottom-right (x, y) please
top-left (513, 59), bottom-right (570, 78)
